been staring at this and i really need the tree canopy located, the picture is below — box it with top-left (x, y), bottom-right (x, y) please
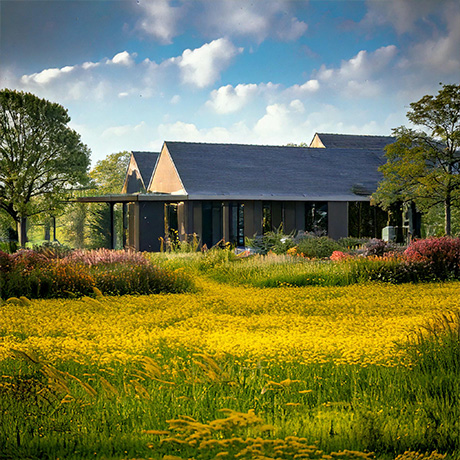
top-left (89, 151), bottom-right (130, 195)
top-left (373, 83), bottom-right (460, 235)
top-left (0, 89), bottom-right (90, 246)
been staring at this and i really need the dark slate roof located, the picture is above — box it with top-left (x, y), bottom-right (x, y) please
top-left (315, 133), bottom-right (395, 150)
top-left (164, 141), bottom-right (385, 200)
top-left (132, 151), bottom-right (159, 188)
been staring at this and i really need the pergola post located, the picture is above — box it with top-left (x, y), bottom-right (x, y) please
top-left (122, 203), bottom-right (127, 249)
top-left (109, 202), bottom-right (116, 249)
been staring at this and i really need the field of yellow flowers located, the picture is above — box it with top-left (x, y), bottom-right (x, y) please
top-left (2, 279), bottom-right (458, 365)
top-left (1, 276), bottom-right (459, 459)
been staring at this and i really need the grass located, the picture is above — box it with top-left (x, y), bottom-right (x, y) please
top-left (148, 251), bottom-right (434, 287)
top-left (1, 271), bottom-right (460, 459)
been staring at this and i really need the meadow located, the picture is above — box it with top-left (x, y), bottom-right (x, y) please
top-left (1, 250), bottom-right (460, 460)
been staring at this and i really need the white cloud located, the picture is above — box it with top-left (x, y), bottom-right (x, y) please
top-left (174, 38), bottom-right (243, 88)
top-left (206, 84), bottom-right (259, 114)
top-left (82, 61), bottom-right (99, 70)
top-left (362, 0), bottom-right (446, 35)
top-left (284, 79), bottom-right (320, 98)
top-left (157, 120), bottom-right (253, 145)
top-left (135, 0), bottom-right (307, 44)
top-left (20, 65), bottom-right (76, 85)
top-left (170, 95), bottom-right (181, 104)
top-left (253, 100), bottom-right (309, 144)
top-left (206, 82), bottom-right (280, 114)
top-left (136, 0), bottom-right (182, 44)
top-left (201, 1), bottom-right (307, 42)
top-left (15, 37), bottom-right (241, 103)
top-left (109, 51), bottom-right (136, 67)
top-left (102, 121), bottom-right (147, 139)
top-left (402, 10), bottom-right (460, 74)
top-left (316, 45), bottom-right (398, 98)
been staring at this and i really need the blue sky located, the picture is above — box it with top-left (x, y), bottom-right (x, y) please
top-left (1, 0), bottom-right (459, 165)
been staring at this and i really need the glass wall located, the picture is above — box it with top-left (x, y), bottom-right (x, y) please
top-left (229, 203), bottom-right (245, 246)
top-left (202, 201), bottom-right (223, 248)
top-left (348, 202), bottom-right (387, 238)
top-left (305, 202), bottom-right (328, 235)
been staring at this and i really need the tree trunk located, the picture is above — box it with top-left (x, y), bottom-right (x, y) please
top-left (17, 216), bottom-right (28, 247)
top-left (445, 198), bottom-right (451, 236)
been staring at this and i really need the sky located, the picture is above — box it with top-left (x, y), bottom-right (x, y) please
top-left (1, 0), bottom-right (459, 166)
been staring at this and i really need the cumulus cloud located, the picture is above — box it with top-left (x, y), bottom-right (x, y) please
top-left (135, 0), bottom-right (307, 44)
top-left (136, 0), bottom-right (182, 44)
top-left (401, 8), bottom-right (460, 74)
top-left (198, 0), bottom-right (307, 42)
top-left (315, 45), bottom-right (398, 98)
top-left (21, 65), bottom-right (75, 85)
top-left (360, 0), bottom-right (460, 80)
top-left (14, 38), bottom-right (242, 104)
top-left (206, 83), bottom-right (280, 114)
top-left (109, 51), bottom-right (136, 67)
top-left (173, 38), bottom-right (243, 88)
top-left (361, 0), bottom-right (440, 35)
top-left (254, 100), bottom-right (306, 142)
top-left (102, 121), bottom-right (147, 138)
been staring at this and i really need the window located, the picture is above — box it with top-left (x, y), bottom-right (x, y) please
top-left (164, 203), bottom-right (178, 244)
top-left (229, 203), bottom-right (245, 246)
top-left (348, 202), bottom-right (387, 238)
top-left (262, 202), bottom-right (272, 234)
top-left (305, 202), bottom-right (328, 235)
top-left (202, 202), bottom-right (223, 248)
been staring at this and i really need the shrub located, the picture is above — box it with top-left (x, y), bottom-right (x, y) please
top-left (0, 249), bottom-right (194, 299)
top-left (330, 250), bottom-right (352, 261)
top-left (337, 237), bottom-right (369, 250)
top-left (362, 238), bottom-right (398, 257)
top-left (246, 226), bottom-right (295, 255)
top-left (294, 235), bottom-right (341, 259)
top-left (404, 237), bottom-right (460, 279)
top-left (64, 248), bottom-right (149, 266)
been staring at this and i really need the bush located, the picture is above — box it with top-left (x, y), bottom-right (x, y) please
top-left (294, 235), bottom-right (341, 259)
top-left (362, 238), bottom-right (399, 257)
top-left (0, 249), bottom-right (194, 299)
top-left (246, 226), bottom-right (295, 255)
top-left (337, 237), bottom-right (369, 250)
top-left (404, 237), bottom-right (460, 279)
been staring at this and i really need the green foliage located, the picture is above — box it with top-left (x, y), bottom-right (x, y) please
top-left (0, 89), bottom-right (91, 246)
top-left (294, 235), bottom-right (342, 258)
top-left (0, 249), bottom-right (194, 299)
top-left (246, 226), bottom-right (295, 254)
top-left (404, 236), bottom-right (460, 279)
top-left (89, 151), bottom-right (130, 195)
top-left (373, 84), bottom-right (460, 235)
top-left (1, 342), bottom-right (460, 458)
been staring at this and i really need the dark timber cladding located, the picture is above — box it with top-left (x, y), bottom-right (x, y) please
top-left (78, 135), bottom-right (395, 251)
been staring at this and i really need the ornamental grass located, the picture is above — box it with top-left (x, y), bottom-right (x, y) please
top-left (0, 249), bottom-right (194, 299)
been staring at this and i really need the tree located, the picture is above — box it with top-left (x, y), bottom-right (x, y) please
top-left (87, 151), bottom-right (130, 248)
top-left (89, 151), bottom-right (130, 194)
top-left (0, 89), bottom-right (90, 246)
top-left (373, 83), bottom-right (460, 235)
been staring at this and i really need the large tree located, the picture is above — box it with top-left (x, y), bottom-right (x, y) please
top-left (0, 89), bottom-right (90, 246)
top-left (373, 83), bottom-right (460, 235)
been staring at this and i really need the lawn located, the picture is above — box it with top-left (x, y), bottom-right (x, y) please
top-left (1, 267), bottom-right (459, 459)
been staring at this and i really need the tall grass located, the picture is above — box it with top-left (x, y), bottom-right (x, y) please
top-left (1, 344), bottom-right (459, 459)
top-left (1, 281), bottom-right (460, 459)
top-left (0, 249), bottom-right (195, 299)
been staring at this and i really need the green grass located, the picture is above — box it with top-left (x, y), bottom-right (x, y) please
top-left (1, 330), bottom-right (460, 459)
top-left (148, 251), bottom-right (434, 287)
top-left (1, 253), bottom-right (459, 459)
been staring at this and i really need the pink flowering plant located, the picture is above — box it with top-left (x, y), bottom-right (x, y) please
top-left (0, 248), bottom-right (194, 299)
top-left (404, 237), bottom-right (460, 279)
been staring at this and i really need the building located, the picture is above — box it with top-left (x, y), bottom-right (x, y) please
top-left (79, 133), bottom-right (399, 251)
